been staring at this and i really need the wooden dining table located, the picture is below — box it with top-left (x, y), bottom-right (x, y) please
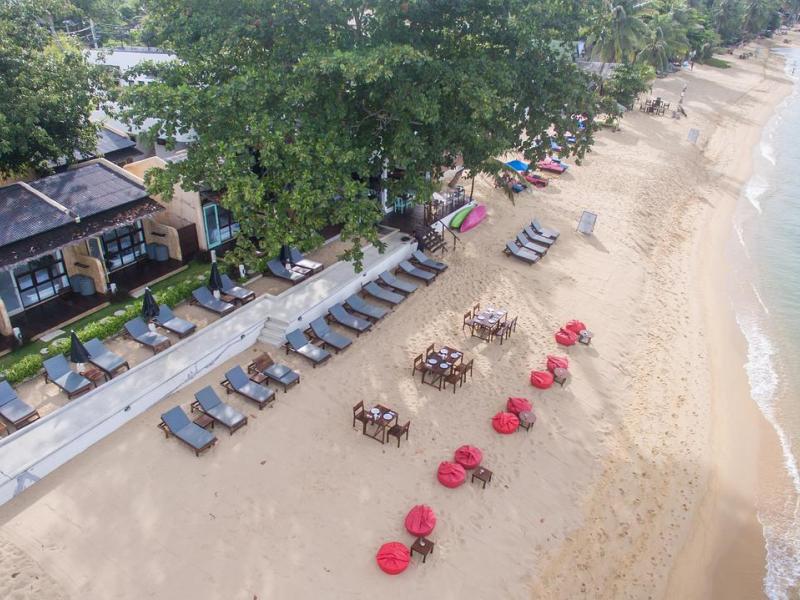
top-left (421, 346), bottom-right (464, 390)
top-left (362, 404), bottom-right (398, 444)
top-left (467, 307), bottom-right (507, 341)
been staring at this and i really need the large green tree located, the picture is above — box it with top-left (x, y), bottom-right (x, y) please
top-left (120, 0), bottom-right (600, 268)
top-left (587, 1), bottom-right (650, 63)
top-left (0, 0), bottom-right (106, 176)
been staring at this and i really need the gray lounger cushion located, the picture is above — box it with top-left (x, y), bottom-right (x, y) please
top-left (363, 282), bottom-right (404, 305)
top-left (345, 295), bottom-right (388, 321)
top-left (161, 406), bottom-right (215, 450)
top-left (195, 386), bottom-right (246, 429)
top-left (516, 233), bottom-right (548, 255)
top-left (505, 241), bottom-right (539, 264)
top-left (378, 271), bottom-right (417, 294)
top-left (226, 366), bottom-right (275, 404)
top-left (289, 247), bottom-right (323, 273)
top-left (398, 260), bottom-right (435, 282)
top-left (532, 218), bottom-right (560, 239)
top-left (125, 317), bottom-right (171, 348)
top-left (286, 330), bottom-right (331, 364)
top-left (0, 381), bottom-right (37, 426)
top-left (329, 304), bottom-right (372, 332)
top-left (412, 250), bottom-right (448, 272)
top-left (43, 355), bottom-right (91, 394)
top-left (220, 274), bottom-right (255, 301)
top-left (84, 338), bottom-right (127, 374)
top-left (192, 287), bottom-right (235, 315)
top-left (264, 362), bottom-right (300, 386)
top-left (310, 317), bottom-right (352, 351)
top-left (155, 305), bottom-right (196, 336)
top-left (523, 226), bottom-right (555, 246)
top-left (267, 259), bottom-right (306, 283)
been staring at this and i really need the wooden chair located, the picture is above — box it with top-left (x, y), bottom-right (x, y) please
top-left (412, 354), bottom-right (425, 377)
top-left (424, 343), bottom-right (435, 358)
top-left (462, 311), bottom-right (473, 333)
top-left (352, 401), bottom-right (369, 428)
top-left (444, 364), bottom-right (465, 394)
top-left (498, 317), bottom-right (518, 345)
top-left (461, 359), bottom-right (474, 381)
top-left (472, 303), bottom-right (480, 317)
top-left (388, 421), bottom-right (410, 448)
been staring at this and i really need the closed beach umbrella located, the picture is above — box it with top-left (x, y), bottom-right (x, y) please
top-left (279, 244), bottom-right (291, 264)
top-left (69, 331), bottom-right (90, 365)
top-left (375, 542), bottom-right (410, 575)
top-left (141, 287), bottom-right (159, 320)
top-left (208, 262), bottom-right (224, 292)
top-left (404, 505), bottom-right (436, 537)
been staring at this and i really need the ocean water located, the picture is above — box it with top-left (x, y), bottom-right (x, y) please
top-left (730, 47), bottom-right (800, 600)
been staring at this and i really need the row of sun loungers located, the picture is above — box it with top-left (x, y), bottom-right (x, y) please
top-left (503, 218), bottom-right (560, 265)
top-left (0, 380), bottom-right (40, 429)
top-left (283, 250), bottom-right (446, 368)
top-left (159, 352), bottom-right (301, 455)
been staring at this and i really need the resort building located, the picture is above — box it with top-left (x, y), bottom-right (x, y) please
top-left (0, 159), bottom-right (200, 349)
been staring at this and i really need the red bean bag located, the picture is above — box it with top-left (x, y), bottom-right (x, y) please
top-left (492, 411), bottom-right (519, 434)
top-left (546, 355), bottom-right (569, 372)
top-left (437, 461), bottom-right (467, 488)
top-left (555, 328), bottom-right (578, 346)
top-left (404, 504), bottom-right (436, 537)
top-left (454, 445), bottom-right (483, 470)
top-left (506, 397), bottom-right (533, 415)
top-left (530, 370), bottom-right (554, 389)
top-left (565, 320), bottom-right (587, 334)
top-left (376, 542), bottom-right (410, 575)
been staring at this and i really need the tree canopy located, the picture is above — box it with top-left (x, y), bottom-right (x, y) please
top-left (0, 0), bottom-right (107, 176)
top-left (120, 0), bottom-right (601, 268)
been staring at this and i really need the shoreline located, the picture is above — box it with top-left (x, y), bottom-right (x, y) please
top-left (666, 36), bottom-right (796, 599)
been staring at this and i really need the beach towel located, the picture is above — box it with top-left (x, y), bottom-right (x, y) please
top-left (454, 445), bottom-right (483, 470)
top-left (531, 371), bottom-right (554, 389)
top-left (376, 542), bottom-right (410, 575)
top-left (437, 461), bottom-right (467, 488)
top-left (405, 505), bottom-right (437, 537)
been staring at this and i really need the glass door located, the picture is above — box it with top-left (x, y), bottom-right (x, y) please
top-left (203, 203), bottom-right (222, 249)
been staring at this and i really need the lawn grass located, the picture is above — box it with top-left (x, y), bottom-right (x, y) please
top-left (702, 57), bottom-right (732, 69)
top-left (0, 260), bottom-right (210, 374)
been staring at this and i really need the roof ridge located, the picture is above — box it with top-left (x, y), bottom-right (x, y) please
top-left (16, 182), bottom-right (79, 223)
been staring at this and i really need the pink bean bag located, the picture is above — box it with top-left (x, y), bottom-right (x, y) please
top-left (492, 411), bottom-right (520, 434)
top-left (555, 328), bottom-right (578, 346)
top-left (437, 461), bottom-right (467, 488)
top-left (404, 505), bottom-right (436, 537)
top-left (546, 355), bottom-right (569, 372)
top-left (565, 320), bottom-right (587, 334)
top-left (454, 445), bottom-right (483, 470)
top-left (530, 370), bottom-right (554, 389)
top-left (506, 397), bottom-right (533, 415)
top-left (376, 542), bottom-right (410, 575)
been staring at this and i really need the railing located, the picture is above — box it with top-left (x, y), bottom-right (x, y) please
top-left (441, 222), bottom-right (461, 252)
top-left (423, 186), bottom-right (467, 226)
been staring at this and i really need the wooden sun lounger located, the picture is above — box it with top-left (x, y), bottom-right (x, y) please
top-left (362, 281), bottom-right (404, 305)
top-left (220, 274), bottom-right (256, 304)
top-left (522, 225), bottom-right (555, 247)
top-left (247, 352), bottom-right (300, 392)
top-left (266, 259), bottom-right (308, 284)
top-left (155, 305), bottom-right (196, 338)
top-left (0, 381), bottom-right (40, 429)
top-left (285, 329), bottom-right (332, 367)
top-left (222, 365), bottom-right (276, 409)
top-left (309, 317), bottom-right (352, 352)
top-left (43, 355), bottom-right (92, 399)
top-left (328, 303), bottom-right (373, 334)
top-left (531, 218), bottom-right (560, 239)
top-left (411, 250), bottom-right (448, 272)
top-left (378, 271), bottom-right (417, 295)
top-left (159, 405), bottom-right (217, 456)
top-left (397, 260), bottom-right (436, 284)
top-left (191, 386), bottom-right (248, 434)
top-left (503, 241), bottom-right (540, 264)
top-left (125, 317), bottom-right (172, 353)
top-left (84, 338), bottom-right (129, 379)
top-left (344, 294), bottom-right (388, 321)
top-left (515, 233), bottom-right (548, 256)
top-left (191, 287), bottom-right (236, 316)
top-left (289, 247), bottom-right (324, 274)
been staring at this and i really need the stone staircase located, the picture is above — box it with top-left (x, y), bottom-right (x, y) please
top-left (415, 225), bottom-right (449, 254)
top-left (258, 316), bottom-right (291, 347)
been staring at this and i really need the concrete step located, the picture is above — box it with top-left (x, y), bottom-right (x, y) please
top-left (258, 317), bottom-right (290, 347)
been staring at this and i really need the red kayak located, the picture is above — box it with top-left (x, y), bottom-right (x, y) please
top-left (537, 158), bottom-right (567, 174)
top-left (524, 173), bottom-right (548, 188)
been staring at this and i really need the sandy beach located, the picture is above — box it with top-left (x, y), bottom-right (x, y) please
top-left (0, 40), bottom-right (794, 600)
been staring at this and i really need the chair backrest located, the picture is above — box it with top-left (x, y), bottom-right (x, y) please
top-left (473, 303), bottom-right (480, 316)
top-left (0, 380), bottom-right (18, 407)
top-left (425, 343), bottom-right (434, 357)
top-left (192, 286), bottom-right (213, 304)
top-left (43, 354), bottom-right (70, 379)
top-left (364, 281), bottom-right (380, 295)
top-left (157, 304), bottom-right (175, 321)
top-left (195, 386), bottom-right (221, 411)
top-left (125, 317), bottom-right (148, 338)
top-left (346, 294), bottom-right (365, 310)
top-left (83, 338), bottom-right (107, 358)
top-left (267, 259), bottom-right (291, 277)
top-left (161, 406), bottom-right (190, 432)
top-left (353, 400), bottom-right (364, 416)
top-left (286, 329), bottom-right (309, 350)
top-left (505, 241), bottom-right (521, 256)
top-left (463, 359), bottom-right (474, 375)
top-left (532, 218), bottom-right (544, 232)
top-left (516, 232), bottom-right (530, 246)
top-left (329, 303), bottom-right (350, 321)
top-left (220, 273), bottom-right (235, 288)
top-left (379, 271), bottom-right (395, 284)
top-left (289, 247), bottom-right (304, 263)
top-left (252, 352), bottom-right (274, 372)
top-left (399, 260), bottom-right (414, 271)
top-left (413, 353), bottom-right (423, 368)
top-left (413, 249), bottom-right (427, 263)
top-left (225, 365), bottom-right (250, 390)
top-left (463, 311), bottom-right (471, 324)
top-left (310, 317), bottom-right (330, 337)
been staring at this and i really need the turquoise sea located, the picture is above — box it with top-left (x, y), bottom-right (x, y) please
top-left (730, 46), bottom-right (800, 600)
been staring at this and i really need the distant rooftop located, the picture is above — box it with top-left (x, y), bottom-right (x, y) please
top-left (87, 47), bottom-right (176, 71)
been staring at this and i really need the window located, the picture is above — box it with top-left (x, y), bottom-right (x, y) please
top-left (100, 221), bottom-right (146, 271)
top-left (0, 270), bottom-right (23, 315)
top-left (13, 252), bottom-right (69, 308)
top-left (202, 203), bottom-right (239, 249)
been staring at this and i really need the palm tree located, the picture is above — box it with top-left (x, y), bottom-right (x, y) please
top-left (587, 0), bottom-right (650, 64)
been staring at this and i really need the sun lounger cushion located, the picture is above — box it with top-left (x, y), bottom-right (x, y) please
top-left (267, 259), bottom-right (306, 283)
top-left (155, 305), bottom-right (196, 336)
top-left (505, 241), bottom-right (539, 264)
top-left (286, 330), bottom-right (331, 364)
top-left (378, 271), bottom-right (417, 294)
top-left (84, 338), bottom-right (127, 375)
top-left (263, 362), bottom-right (299, 386)
top-left (192, 287), bottom-right (235, 315)
top-left (516, 233), bottom-right (548, 255)
top-left (43, 355), bottom-right (91, 395)
top-left (289, 247), bottom-right (324, 273)
top-left (195, 386), bottom-right (246, 429)
top-left (226, 366), bottom-right (274, 403)
top-left (0, 380), bottom-right (16, 406)
top-left (532, 218), bottom-right (560, 239)
top-left (0, 381), bottom-right (37, 426)
top-left (363, 281), bottom-right (404, 305)
top-left (345, 295), bottom-right (388, 321)
top-left (310, 318), bottom-right (352, 351)
top-left (220, 274), bottom-right (255, 302)
top-left (398, 260), bottom-right (435, 282)
top-left (412, 250), bottom-right (447, 272)
top-left (523, 226), bottom-right (555, 246)
top-left (125, 317), bottom-right (171, 348)
top-left (161, 406), bottom-right (215, 450)
top-left (329, 304), bottom-right (372, 332)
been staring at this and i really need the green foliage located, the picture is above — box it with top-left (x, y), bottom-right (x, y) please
top-left (0, 0), bottom-right (108, 176)
top-left (120, 0), bottom-right (602, 271)
top-left (605, 63), bottom-right (656, 110)
top-left (701, 56), bottom-right (733, 68)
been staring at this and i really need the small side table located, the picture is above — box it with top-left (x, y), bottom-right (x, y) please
top-left (472, 466), bottom-right (493, 489)
top-left (0, 421), bottom-right (8, 437)
top-left (193, 413), bottom-right (215, 430)
top-left (518, 410), bottom-right (536, 432)
top-left (553, 368), bottom-right (568, 387)
top-left (220, 293), bottom-right (237, 305)
top-left (80, 367), bottom-right (107, 387)
top-left (250, 372), bottom-right (268, 385)
top-left (410, 537), bottom-right (434, 563)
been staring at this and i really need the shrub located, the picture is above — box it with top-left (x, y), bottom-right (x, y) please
top-left (4, 354), bottom-right (45, 384)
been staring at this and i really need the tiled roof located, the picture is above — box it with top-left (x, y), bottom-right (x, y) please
top-left (0, 184), bottom-right (73, 247)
